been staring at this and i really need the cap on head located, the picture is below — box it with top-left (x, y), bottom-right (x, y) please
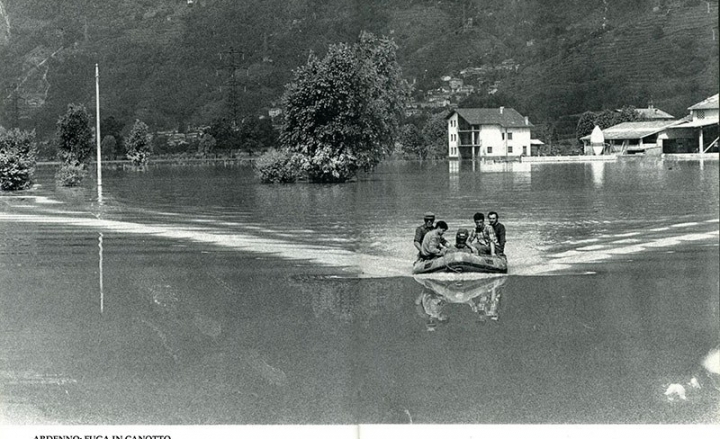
top-left (423, 211), bottom-right (436, 220)
top-left (456, 228), bottom-right (469, 240)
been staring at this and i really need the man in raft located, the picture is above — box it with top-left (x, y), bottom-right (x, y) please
top-left (414, 211), bottom-right (436, 257)
top-left (420, 220), bottom-right (449, 260)
top-left (468, 212), bottom-right (498, 256)
top-left (446, 228), bottom-right (478, 255)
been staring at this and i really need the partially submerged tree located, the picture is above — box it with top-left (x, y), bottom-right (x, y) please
top-left (0, 128), bottom-right (37, 191)
top-left (198, 132), bottom-right (217, 157)
top-left (101, 135), bottom-right (117, 160)
top-left (278, 31), bottom-right (409, 183)
top-left (57, 103), bottom-right (93, 166)
top-left (126, 119), bottom-right (152, 165)
top-left (55, 104), bottom-right (93, 186)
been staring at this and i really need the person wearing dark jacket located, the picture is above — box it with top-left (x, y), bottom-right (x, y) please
top-left (488, 211), bottom-right (506, 255)
top-left (414, 212), bottom-right (436, 254)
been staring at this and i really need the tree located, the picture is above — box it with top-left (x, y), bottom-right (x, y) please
top-left (0, 128), bottom-right (37, 191)
top-left (199, 132), bottom-right (217, 156)
top-left (101, 116), bottom-right (125, 157)
top-left (56, 103), bottom-right (93, 166)
top-left (575, 111), bottom-right (596, 142)
top-left (240, 117), bottom-right (278, 154)
top-left (208, 117), bottom-right (241, 151)
top-left (421, 112), bottom-right (450, 159)
top-left (399, 124), bottom-right (427, 160)
top-left (125, 119), bottom-right (151, 165)
top-left (279, 31), bottom-right (409, 182)
top-left (55, 104), bottom-right (93, 186)
top-left (101, 135), bottom-right (117, 160)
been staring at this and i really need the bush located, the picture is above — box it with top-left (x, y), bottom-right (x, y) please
top-left (0, 128), bottom-right (38, 191)
top-left (253, 149), bottom-right (300, 183)
top-left (125, 119), bottom-right (152, 166)
top-left (55, 162), bottom-right (88, 187)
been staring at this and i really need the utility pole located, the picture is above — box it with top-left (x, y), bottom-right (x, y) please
top-left (4, 83), bottom-right (19, 128)
top-left (220, 46), bottom-right (244, 128)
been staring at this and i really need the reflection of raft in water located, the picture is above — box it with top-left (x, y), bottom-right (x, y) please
top-left (414, 275), bottom-right (507, 304)
top-left (414, 275), bottom-right (508, 325)
top-left (412, 251), bottom-right (508, 274)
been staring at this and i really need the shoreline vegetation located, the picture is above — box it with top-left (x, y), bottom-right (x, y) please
top-left (32, 151), bottom-right (719, 167)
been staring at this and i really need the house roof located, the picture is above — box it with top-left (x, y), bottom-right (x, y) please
top-left (580, 120), bottom-right (679, 141)
top-left (688, 94), bottom-right (719, 110)
top-left (634, 107), bottom-right (675, 119)
top-left (448, 108), bottom-right (533, 128)
top-left (668, 118), bottom-right (719, 129)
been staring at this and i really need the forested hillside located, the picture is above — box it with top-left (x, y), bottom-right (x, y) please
top-left (0, 0), bottom-right (718, 139)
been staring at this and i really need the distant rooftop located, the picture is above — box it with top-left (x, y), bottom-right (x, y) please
top-left (688, 94), bottom-right (719, 110)
top-left (449, 108), bottom-right (533, 128)
top-left (633, 106), bottom-right (674, 120)
top-left (580, 120), bottom-right (679, 141)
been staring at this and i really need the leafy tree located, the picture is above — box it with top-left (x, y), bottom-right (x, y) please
top-left (399, 124), bottom-right (427, 160)
top-left (0, 128), bottom-right (37, 191)
top-left (101, 116), bottom-right (125, 156)
top-left (125, 119), bottom-right (151, 165)
top-left (101, 135), bottom-right (117, 160)
top-left (421, 112), bottom-right (450, 159)
top-left (208, 118), bottom-right (241, 151)
top-left (56, 103), bottom-right (93, 166)
top-left (199, 133), bottom-right (217, 156)
top-left (575, 111), bottom-right (597, 142)
top-left (240, 117), bottom-right (278, 154)
top-left (280, 31), bottom-right (409, 182)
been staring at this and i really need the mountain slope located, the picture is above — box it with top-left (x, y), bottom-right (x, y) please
top-left (0, 0), bottom-right (717, 138)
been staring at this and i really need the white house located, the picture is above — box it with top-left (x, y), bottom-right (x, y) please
top-left (446, 107), bottom-right (534, 160)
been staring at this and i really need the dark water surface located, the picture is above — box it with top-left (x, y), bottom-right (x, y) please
top-left (0, 158), bottom-right (718, 424)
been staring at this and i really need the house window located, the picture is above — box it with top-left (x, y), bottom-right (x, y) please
top-left (487, 146), bottom-right (493, 154)
top-left (696, 110), bottom-right (705, 119)
top-left (523, 145), bottom-right (527, 155)
top-left (508, 146), bottom-right (513, 153)
top-left (501, 133), bottom-right (505, 140)
top-left (508, 132), bottom-right (513, 140)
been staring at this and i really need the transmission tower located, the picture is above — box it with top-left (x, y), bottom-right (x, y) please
top-left (4, 83), bottom-right (20, 128)
top-left (220, 47), bottom-right (244, 127)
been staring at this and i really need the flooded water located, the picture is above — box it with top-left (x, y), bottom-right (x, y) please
top-left (0, 158), bottom-right (718, 425)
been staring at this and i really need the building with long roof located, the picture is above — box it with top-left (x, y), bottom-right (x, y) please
top-left (663, 94), bottom-right (718, 154)
top-left (581, 94), bottom-right (718, 155)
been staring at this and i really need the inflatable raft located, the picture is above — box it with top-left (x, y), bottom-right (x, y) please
top-left (412, 251), bottom-right (508, 274)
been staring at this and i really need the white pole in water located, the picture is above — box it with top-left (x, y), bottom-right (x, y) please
top-left (95, 64), bottom-right (102, 197)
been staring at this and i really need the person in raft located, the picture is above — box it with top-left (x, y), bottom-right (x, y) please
top-left (488, 211), bottom-right (506, 256)
top-left (414, 212), bottom-right (436, 258)
top-left (420, 220), bottom-right (449, 260)
top-left (468, 212), bottom-right (497, 256)
top-left (446, 228), bottom-right (478, 255)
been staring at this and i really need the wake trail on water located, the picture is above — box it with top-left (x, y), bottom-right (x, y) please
top-left (0, 199), bottom-right (717, 278)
